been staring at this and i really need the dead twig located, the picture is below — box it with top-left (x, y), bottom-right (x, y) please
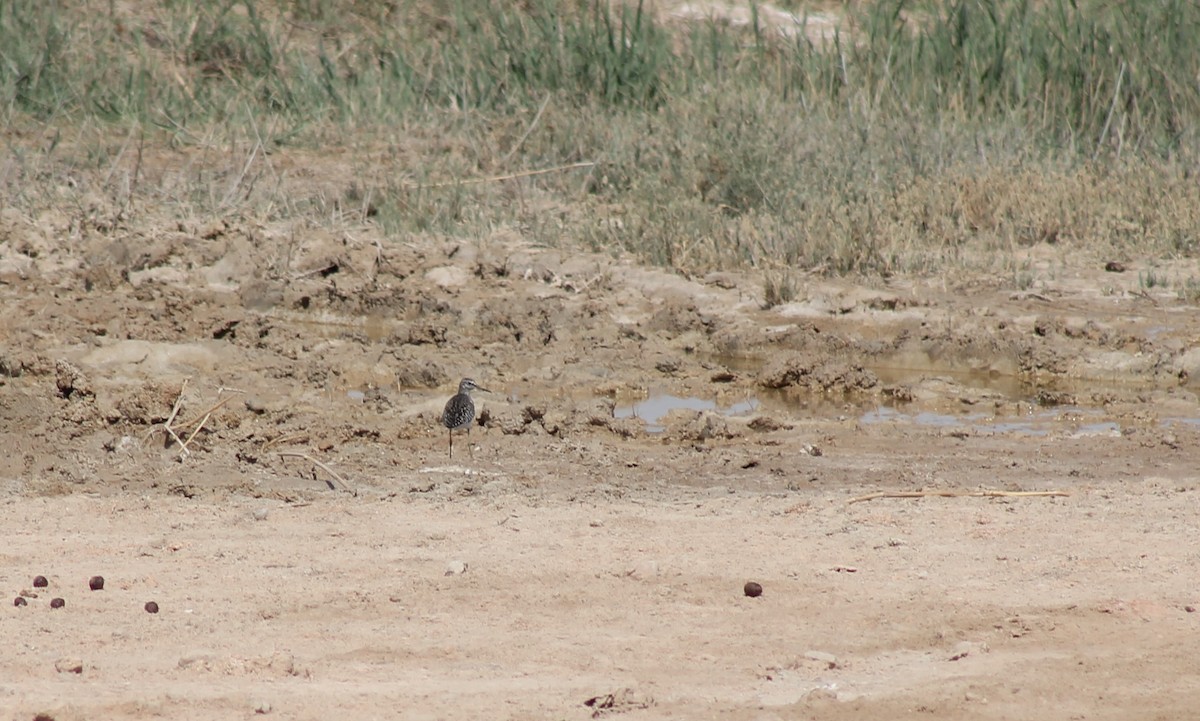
top-left (262, 432), bottom-right (308, 451)
top-left (278, 451), bottom-right (355, 495)
top-left (502, 94), bottom-right (552, 163)
top-left (161, 379), bottom-right (191, 457)
top-left (220, 139), bottom-right (260, 208)
top-left (160, 385), bottom-right (243, 458)
top-left (847, 489), bottom-right (1069, 504)
top-left (175, 391), bottom-right (241, 433)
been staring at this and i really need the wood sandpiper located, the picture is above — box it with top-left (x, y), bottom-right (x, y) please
top-left (441, 378), bottom-right (490, 458)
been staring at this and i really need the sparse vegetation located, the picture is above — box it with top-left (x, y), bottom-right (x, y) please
top-left (1139, 268), bottom-right (1166, 290)
top-left (2, 0), bottom-right (1200, 280)
top-left (1178, 277), bottom-right (1200, 304)
top-left (762, 268), bottom-right (800, 308)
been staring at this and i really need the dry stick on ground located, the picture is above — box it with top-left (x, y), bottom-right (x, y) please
top-left (161, 379), bottom-right (191, 458)
top-left (178, 391), bottom-right (242, 451)
top-left (160, 386), bottom-right (244, 458)
top-left (278, 451), bottom-right (355, 495)
top-left (261, 432), bottom-right (308, 451)
top-left (847, 489), bottom-right (1069, 504)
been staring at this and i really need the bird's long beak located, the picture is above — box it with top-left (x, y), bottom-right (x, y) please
top-left (475, 385), bottom-right (493, 394)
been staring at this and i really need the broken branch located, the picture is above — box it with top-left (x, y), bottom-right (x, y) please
top-left (847, 489), bottom-right (1068, 504)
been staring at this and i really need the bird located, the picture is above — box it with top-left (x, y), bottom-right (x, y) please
top-left (441, 378), bottom-right (490, 458)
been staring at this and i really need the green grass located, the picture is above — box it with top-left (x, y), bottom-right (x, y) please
top-left (2, 0), bottom-right (1199, 281)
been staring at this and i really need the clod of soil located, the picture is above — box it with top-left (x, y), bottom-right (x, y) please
top-left (744, 581), bottom-right (763, 598)
top-left (54, 657), bottom-right (84, 674)
top-left (50, 598), bottom-right (65, 609)
top-left (32, 575), bottom-right (48, 588)
top-left (13, 597), bottom-right (27, 607)
top-left (144, 601), bottom-right (159, 614)
top-left (758, 352), bottom-right (877, 392)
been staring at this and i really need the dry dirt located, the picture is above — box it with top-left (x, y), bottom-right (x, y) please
top-left (2, 189), bottom-right (1200, 720)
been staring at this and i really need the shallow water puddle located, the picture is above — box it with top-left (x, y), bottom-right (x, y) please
top-left (861, 405), bottom-right (1122, 436)
top-left (613, 394), bottom-right (760, 432)
top-left (616, 392), bottom-right (1192, 436)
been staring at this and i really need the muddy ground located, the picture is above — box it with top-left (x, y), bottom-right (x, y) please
top-left (2, 193), bottom-right (1200, 720)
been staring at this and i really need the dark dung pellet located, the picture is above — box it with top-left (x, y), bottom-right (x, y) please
top-left (743, 581), bottom-right (763, 598)
top-left (50, 597), bottom-right (65, 609)
top-left (13, 597), bottom-right (27, 607)
top-left (144, 601), bottom-right (159, 614)
top-left (89, 576), bottom-right (105, 591)
top-left (33, 575), bottom-right (48, 588)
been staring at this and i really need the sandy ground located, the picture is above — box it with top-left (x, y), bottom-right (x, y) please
top-left (2, 194), bottom-right (1200, 720)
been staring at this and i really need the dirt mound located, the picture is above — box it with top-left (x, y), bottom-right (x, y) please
top-left (758, 352), bottom-right (879, 393)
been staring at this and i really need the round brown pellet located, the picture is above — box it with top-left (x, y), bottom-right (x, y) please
top-left (13, 597), bottom-right (27, 607)
top-left (89, 576), bottom-right (105, 591)
top-left (50, 597), bottom-right (65, 609)
top-left (743, 581), bottom-right (763, 598)
top-left (32, 575), bottom-right (48, 588)
top-left (144, 601), bottom-right (159, 614)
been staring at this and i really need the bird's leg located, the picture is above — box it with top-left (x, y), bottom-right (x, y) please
top-left (448, 429), bottom-right (453, 459)
top-left (467, 424), bottom-right (473, 459)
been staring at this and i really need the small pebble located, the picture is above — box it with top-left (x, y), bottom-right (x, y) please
top-left (805, 687), bottom-right (838, 702)
top-left (13, 597), bottom-right (27, 607)
top-left (145, 601), bottom-right (160, 614)
top-left (805, 650), bottom-right (839, 669)
top-left (54, 657), bottom-right (83, 674)
top-left (444, 560), bottom-right (468, 576)
top-left (1185, 605), bottom-right (1196, 613)
top-left (178, 653), bottom-right (215, 670)
top-left (744, 581), bottom-right (763, 598)
top-left (89, 576), bottom-right (105, 591)
top-left (33, 575), bottom-right (48, 588)
top-left (626, 560), bottom-right (660, 581)
top-left (50, 598), bottom-right (65, 609)
top-left (252, 507), bottom-right (269, 521)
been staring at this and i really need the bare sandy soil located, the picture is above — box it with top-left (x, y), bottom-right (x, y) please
top-left (2, 188), bottom-right (1200, 720)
